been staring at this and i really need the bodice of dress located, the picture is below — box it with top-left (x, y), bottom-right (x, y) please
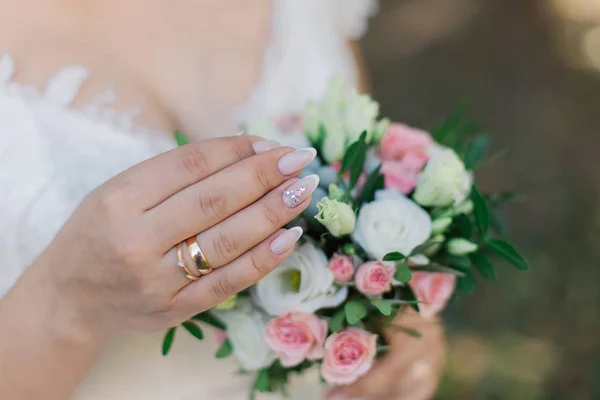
top-left (0, 1), bottom-right (377, 398)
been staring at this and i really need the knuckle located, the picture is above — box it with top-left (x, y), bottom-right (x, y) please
top-left (250, 160), bottom-right (272, 192)
top-left (197, 191), bottom-right (228, 219)
top-left (261, 202), bottom-right (283, 229)
top-left (211, 275), bottom-right (233, 301)
top-left (248, 250), bottom-right (272, 277)
top-left (95, 187), bottom-right (125, 215)
top-left (212, 231), bottom-right (239, 260)
top-left (233, 138), bottom-right (250, 162)
top-left (110, 236), bottom-right (146, 266)
top-left (180, 145), bottom-right (210, 180)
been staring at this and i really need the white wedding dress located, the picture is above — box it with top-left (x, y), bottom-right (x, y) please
top-left (0, 1), bottom-right (377, 399)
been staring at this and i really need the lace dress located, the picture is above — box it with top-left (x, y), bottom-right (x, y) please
top-left (0, 1), bottom-right (377, 398)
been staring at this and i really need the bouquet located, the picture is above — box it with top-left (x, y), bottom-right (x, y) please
top-left (165, 77), bottom-right (530, 398)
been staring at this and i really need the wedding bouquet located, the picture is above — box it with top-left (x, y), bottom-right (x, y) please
top-left (165, 77), bottom-right (530, 398)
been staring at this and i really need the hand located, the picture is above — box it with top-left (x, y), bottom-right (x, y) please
top-left (328, 309), bottom-right (446, 400)
top-left (29, 135), bottom-right (319, 338)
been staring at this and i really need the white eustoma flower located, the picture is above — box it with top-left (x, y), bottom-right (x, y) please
top-left (414, 147), bottom-right (472, 207)
top-left (252, 242), bottom-right (348, 316)
top-left (353, 189), bottom-right (432, 263)
top-left (213, 299), bottom-right (274, 371)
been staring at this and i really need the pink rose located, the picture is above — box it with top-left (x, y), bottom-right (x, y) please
top-left (264, 312), bottom-right (328, 367)
top-left (409, 272), bottom-right (457, 319)
top-left (380, 123), bottom-right (433, 162)
top-left (328, 253), bottom-right (355, 283)
top-left (380, 156), bottom-right (423, 194)
top-left (354, 262), bottom-right (396, 297)
top-left (321, 328), bottom-right (378, 385)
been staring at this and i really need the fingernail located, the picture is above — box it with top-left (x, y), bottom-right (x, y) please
top-left (270, 227), bottom-right (303, 255)
top-left (282, 174), bottom-right (320, 208)
top-left (236, 131), bottom-right (248, 136)
top-left (278, 147), bottom-right (317, 175)
top-left (252, 140), bottom-right (281, 154)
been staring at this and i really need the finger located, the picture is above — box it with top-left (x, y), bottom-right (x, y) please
top-left (338, 354), bottom-right (399, 399)
top-left (174, 227), bottom-right (303, 315)
top-left (148, 146), bottom-right (316, 249)
top-left (193, 175), bottom-right (317, 268)
top-left (106, 135), bottom-right (265, 210)
top-left (398, 381), bottom-right (438, 400)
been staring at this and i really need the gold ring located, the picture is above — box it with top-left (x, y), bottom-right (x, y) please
top-left (177, 243), bottom-right (200, 281)
top-left (186, 238), bottom-right (213, 275)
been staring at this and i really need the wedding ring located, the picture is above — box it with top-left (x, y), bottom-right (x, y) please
top-left (186, 238), bottom-right (213, 275)
top-left (177, 243), bottom-right (200, 281)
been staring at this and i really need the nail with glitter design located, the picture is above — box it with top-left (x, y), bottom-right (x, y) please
top-left (282, 174), bottom-right (320, 208)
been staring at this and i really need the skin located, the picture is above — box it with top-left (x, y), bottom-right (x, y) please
top-left (0, 1), bottom-right (445, 399)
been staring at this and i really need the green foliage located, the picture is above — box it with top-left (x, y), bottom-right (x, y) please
top-left (412, 264), bottom-right (466, 276)
top-left (457, 270), bottom-right (476, 294)
top-left (357, 164), bottom-right (385, 205)
top-left (394, 260), bottom-right (413, 283)
top-left (182, 321), bottom-right (204, 340)
top-left (486, 239), bottom-right (530, 270)
top-left (411, 241), bottom-right (443, 257)
top-left (340, 131), bottom-right (368, 189)
top-left (162, 327), bottom-right (177, 356)
top-left (329, 308), bottom-right (346, 332)
top-left (193, 311), bottom-right (226, 330)
top-left (215, 339), bottom-right (233, 359)
top-left (371, 299), bottom-right (393, 316)
top-left (471, 252), bottom-right (498, 281)
top-left (471, 185), bottom-right (490, 236)
top-left (174, 130), bottom-right (190, 146)
top-left (383, 252), bottom-right (406, 261)
top-left (345, 300), bottom-right (368, 325)
top-left (464, 134), bottom-right (490, 169)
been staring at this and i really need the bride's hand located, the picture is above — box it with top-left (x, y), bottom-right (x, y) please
top-left (29, 135), bottom-right (318, 338)
top-left (328, 309), bottom-right (446, 400)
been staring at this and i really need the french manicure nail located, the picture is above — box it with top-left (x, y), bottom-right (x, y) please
top-left (282, 174), bottom-right (320, 208)
top-left (278, 147), bottom-right (317, 175)
top-left (252, 140), bottom-right (281, 154)
top-left (270, 227), bottom-right (303, 255)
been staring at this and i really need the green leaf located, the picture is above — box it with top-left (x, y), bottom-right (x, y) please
top-left (410, 242), bottom-right (443, 257)
top-left (471, 185), bottom-right (490, 236)
top-left (383, 252), bottom-right (407, 262)
top-left (455, 214), bottom-right (473, 238)
top-left (486, 239), bottom-right (530, 270)
top-left (162, 327), bottom-right (177, 356)
top-left (397, 326), bottom-right (422, 338)
top-left (344, 300), bottom-right (368, 325)
top-left (182, 321), bottom-right (204, 340)
top-left (402, 285), bottom-right (420, 313)
top-left (215, 339), bottom-right (233, 359)
top-left (432, 104), bottom-right (466, 145)
top-left (371, 300), bottom-right (393, 316)
top-left (471, 252), bottom-right (497, 281)
top-left (394, 260), bottom-right (412, 283)
top-left (464, 135), bottom-right (490, 169)
top-left (193, 312), bottom-right (226, 330)
top-left (254, 369), bottom-right (271, 392)
top-left (329, 309), bottom-right (346, 332)
top-left (446, 255), bottom-right (472, 271)
top-left (357, 164), bottom-right (385, 205)
top-left (174, 130), bottom-right (190, 146)
top-left (340, 131), bottom-right (368, 189)
top-left (457, 270), bottom-right (475, 294)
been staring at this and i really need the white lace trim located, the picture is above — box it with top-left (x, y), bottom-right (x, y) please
top-left (0, 53), bottom-right (162, 138)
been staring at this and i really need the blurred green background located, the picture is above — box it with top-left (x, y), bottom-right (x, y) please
top-left (361, 0), bottom-right (600, 399)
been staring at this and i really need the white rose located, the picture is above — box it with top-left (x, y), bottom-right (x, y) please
top-left (414, 147), bottom-right (472, 207)
top-left (252, 242), bottom-right (348, 316)
top-left (353, 189), bottom-right (432, 263)
top-left (214, 299), bottom-right (274, 371)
